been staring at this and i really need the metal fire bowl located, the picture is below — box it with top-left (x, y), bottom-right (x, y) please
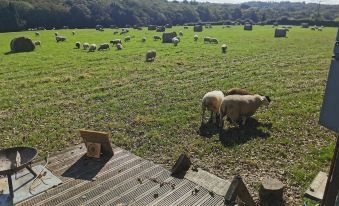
top-left (0, 147), bottom-right (38, 176)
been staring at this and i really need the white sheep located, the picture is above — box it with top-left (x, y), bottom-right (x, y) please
top-left (116, 43), bottom-right (123, 50)
top-left (201, 91), bottom-right (224, 124)
top-left (83, 43), bottom-right (89, 50)
top-left (110, 39), bottom-right (122, 45)
top-left (88, 44), bottom-right (97, 52)
top-left (35, 32), bottom-right (40, 36)
top-left (98, 43), bottom-right (110, 51)
top-left (210, 38), bottom-right (219, 44)
top-left (172, 37), bottom-right (180, 46)
top-left (221, 44), bottom-right (227, 53)
top-left (75, 41), bottom-right (81, 49)
top-left (219, 94), bottom-right (271, 128)
top-left (194, 35), bottom-right (198, 42)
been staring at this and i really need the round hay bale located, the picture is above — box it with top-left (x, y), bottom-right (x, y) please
top-left (10, 37), bottom-right (35, 52)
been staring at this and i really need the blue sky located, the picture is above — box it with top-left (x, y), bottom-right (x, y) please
top-left (182, 0), bottom-right (339, 5)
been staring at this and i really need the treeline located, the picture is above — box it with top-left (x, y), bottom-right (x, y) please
top-left (0, 0), bottom-right (338, 32)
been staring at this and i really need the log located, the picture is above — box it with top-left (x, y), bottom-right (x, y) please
top-left (259, 178), bottom-right (284, 206)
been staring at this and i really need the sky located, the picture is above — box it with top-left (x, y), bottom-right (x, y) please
top-left (184, 0), bottom-right (339, 5)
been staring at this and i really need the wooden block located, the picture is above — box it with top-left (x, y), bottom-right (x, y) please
top-left (305, 171), bottom-right (328, 201)
top-left (259, 178), bottom-right (284, 206)
top-left (79, 129), bottom-right (113, 157)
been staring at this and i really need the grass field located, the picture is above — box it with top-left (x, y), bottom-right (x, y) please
top-left (0, 26), bottom-right (337, 205)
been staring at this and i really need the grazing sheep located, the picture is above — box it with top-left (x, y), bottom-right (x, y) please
top-left (219, 94), bottom-right (271, 128)
top-left (72, 31), bottom-right (76, 35)
top-left (210, 38), bottom-right (219, 44)
top-left (113, 31), bottom-right (119, 35)
top-left (201, 91), bottom-right (224, 124)
top-left (153, 35), bottom-right (161, 41)
top-left (110, 39), bottom-right (122, 45)
top-left (221, 44), bottom-right (227, 53)
top-left (124, 36), bottom-right (131, 42)
top-left (98, 43), bottom-right (110, 51)
top-left (172, 37), bottom-right (180, 46)
top-left (75, 41), bottom-right (81, 49)
top-left (116, 43), bottom-right (123, 50)
top-left (141, 37), bottom-right (146, 42)
top-left (88, 44), bottom-right (97, 52)
top-left (179, 31), bottom-right (183, 36)
top-left (203, 37), bottom-right (211, 43)
top-left (83, 43), bottom-right (89, 50)
top-left (145, 50), bottom-right (156, 62)
top-left (34, 41), bottom-right (41, 46)
top-left (35, 32), bottom-right (40, 36)
top-left (226, 88), bottom-right (252, 96)
top-left (56, 36), bottom-right (67, 42)
top-left (194, 35), bottom-right (198, 42)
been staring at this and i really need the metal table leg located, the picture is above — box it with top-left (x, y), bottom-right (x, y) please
top-left (7, 174), bottom-right (14, 198)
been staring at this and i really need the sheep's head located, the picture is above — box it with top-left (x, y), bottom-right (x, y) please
top-left (260, 95), bottom-right (271, 106)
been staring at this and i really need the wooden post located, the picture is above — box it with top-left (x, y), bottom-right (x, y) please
top-left (259, 178), bottom-right (284, 206)
top-left (225, 175), bottom-right (255, 206)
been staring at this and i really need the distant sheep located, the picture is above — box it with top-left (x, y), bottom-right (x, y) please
top-left (194, 35), bottom-right (198, 42)
top-left (145, 50), bottom-right (156, 62)
top-left (172, 37), bottom-right (180, 46)
top-left (98, 43), bottom-right (110, 51)
top-left (88, 44), bottom-right (96, 52)
top-left (124, 36), bottom-right (131, 42)
top-left (210, 38), bottom-right (219, 44)
top-left (113, 31), bottom-right (119, 35)
top-left (116, 43), bottom-right (123, 50)
top-left (226, 88), bottom-right (252, 96)
top-left (203, 37), bottom-right (211, 43)
top-left (201, 91), bottom-right (224, 124)
top-left (75, 41), bottom-right (81, 49)
top-left (34, 41), bottom-right (41, 46)
top-left (153, 35), bottom-right (161, 41)
top-left (83, 43), bottom-right (89, 50)
top-left (35, 32), bottom-right (40, 36)
top-left (110, 39), bottom-right (122, 45)
top-left (219, 94), bottom-right (271, 128)
top-left (56, 36), bottom-right (67, 42)
top-left (221, 44), bottom-right (227, 53)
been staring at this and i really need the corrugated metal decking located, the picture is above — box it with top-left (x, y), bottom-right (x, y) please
top-left (17, 144), bottom-right (226, 206)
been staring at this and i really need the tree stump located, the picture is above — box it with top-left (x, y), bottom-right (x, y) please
top-left (259, 178), bottom-right (284, 206)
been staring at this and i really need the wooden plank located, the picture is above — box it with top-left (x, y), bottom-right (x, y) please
top-left (79, 129), bottom-right (113, 156)
top-left (305, 171), bottom-right (328, 201)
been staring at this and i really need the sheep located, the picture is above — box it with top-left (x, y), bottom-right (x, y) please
top-left (113, 31), bottom-right (119, 35)
top-left (172, 37), bottom-right (180, 46)
top-left (124, 36), bottom-right (131, 42)
top-left (153, 35), bottom-right (161, 41)
top-left (194, 35), bottom-right (198, 42)
top-left (35, 32), bottom-right (40, 36)
top-left (210, 38), bottom-right (219, 44)
top-left (83, 43), bottom-right (89, 50)
top-left (221, 44), bottom-right (227, 53)
top-left (179, 31), bottom-right (183, 36)
top-left (56, 36), bottom-right (67, 42)
top-left (110, 39), bottom-right (122, 45)
top-left (203, 37), bottom-right (211, 43)
top-left (226, 88), bottom-right (252, 96)
top-left (72, 31), bottom-right (76, 35)
top-left (75, 41), bottom-right (81, 49)
top-left (145, 50), bottom-right (156, 62)
top-left (201, 91), bottom-right (224, 124)
top-left (219, 94), bottom-right (271, 128)
top-left (116, 43), bottom-right (123, 50)
top-left (98, 43), bottom-right (110, 51)
top-left (34, 41), bottom-right (41, 46)
top-left (141, 37), bottom-right (146, 42)
top-left (88, 44), bottom-right (97, 52)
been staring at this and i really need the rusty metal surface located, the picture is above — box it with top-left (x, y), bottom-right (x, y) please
top-left (16, 144), bottom-right (225, 206)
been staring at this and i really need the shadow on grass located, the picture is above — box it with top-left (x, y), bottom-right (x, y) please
top-left (199, 119), bottom-right (220, 138)
top-left (219, 118), bottom-right (272, 147)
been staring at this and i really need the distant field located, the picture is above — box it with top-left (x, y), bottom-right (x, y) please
top-left (0, 26), bottom-right (337, 205)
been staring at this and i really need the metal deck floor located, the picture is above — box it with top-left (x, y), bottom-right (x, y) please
top-left (15, 145), bottom-right (225, 206)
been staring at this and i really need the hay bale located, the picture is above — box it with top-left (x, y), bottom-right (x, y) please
top-left (274, 28), bottom-right (287, 37)
top-left (244, 24), bottom-right (253, 30)
top-left (148, 25), bottom-right (157, 31)
top-left (162, 32), bottom-right (177, 43)
top-left (194, 25), bottom-right (203, 32)
top-left (156, 26), bottom-right (165, 32)
top-left (10, 37), bottom-right (35, 52)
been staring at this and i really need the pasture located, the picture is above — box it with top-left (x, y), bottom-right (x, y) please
top-left (0, 26), bottom-right (337, 205)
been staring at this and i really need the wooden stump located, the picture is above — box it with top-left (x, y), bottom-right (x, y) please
top-left (259, 178), bottom-right (284, 206)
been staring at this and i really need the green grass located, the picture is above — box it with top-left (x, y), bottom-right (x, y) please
top-left (0, 26), bottom-right (337, 205)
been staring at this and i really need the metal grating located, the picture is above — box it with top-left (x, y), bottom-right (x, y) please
top-left (16, 144), bottom-right (226, 206)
